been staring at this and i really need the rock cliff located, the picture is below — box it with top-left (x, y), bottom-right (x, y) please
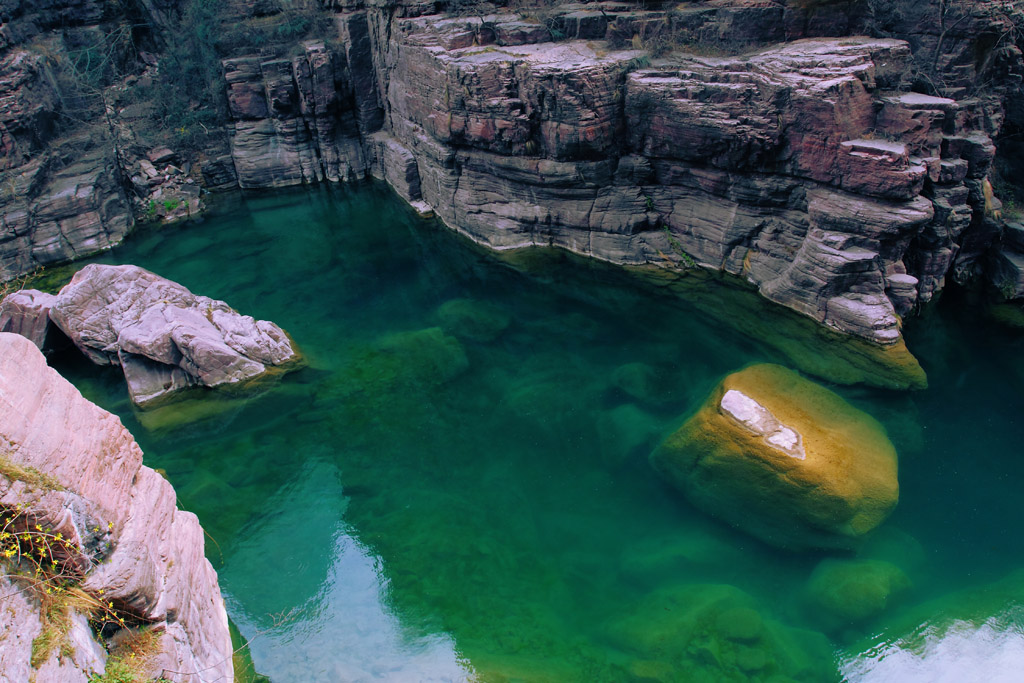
top-left (1, 0), bottom-right (1023, 346)
top-left (0, 332), bottom-right (234, 682)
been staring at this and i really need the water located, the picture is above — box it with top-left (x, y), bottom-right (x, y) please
top-left (49, 183), bottom-right (1024, 682)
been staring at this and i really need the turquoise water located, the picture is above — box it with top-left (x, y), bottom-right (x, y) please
top-left (51, 184), bottom-right (1024, 682)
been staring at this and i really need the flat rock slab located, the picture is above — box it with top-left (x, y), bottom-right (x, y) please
top-left (45, 263), bottom-right (300, 407)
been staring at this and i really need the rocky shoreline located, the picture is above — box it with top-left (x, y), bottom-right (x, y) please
top-left (1, 0), bottom-right (1023, 346)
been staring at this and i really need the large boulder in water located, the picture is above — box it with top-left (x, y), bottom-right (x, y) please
top-left (650, 363), bottom-right (899, 550)
top-left (45, 263), bottom-right (300, 407)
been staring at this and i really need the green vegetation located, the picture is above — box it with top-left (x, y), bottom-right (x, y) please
top-left (0, 502), bottom-right (123, 670)
top-left (136, 0), bottom-right (226, 150)
top-left (662, 226), bottom-right (697, 268)
top-left (0, 449), bottom-right (129, 674)
top-left (0, 273), bottom-right (31, 301)
top-left (0, 450), bottom-right (63, 492)
top-left (108, 0), bottom-right (329, 149)
top-left (87, 628), bottom-right (167, 683)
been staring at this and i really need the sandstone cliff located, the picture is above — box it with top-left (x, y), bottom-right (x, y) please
top-left (1, 0), bottom-right (1023, 344)
top-left (0, 332), bottom-right (234, 682)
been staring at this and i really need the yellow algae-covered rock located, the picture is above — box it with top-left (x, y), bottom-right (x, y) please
top-left (650, 363), bottom-right (899, 550)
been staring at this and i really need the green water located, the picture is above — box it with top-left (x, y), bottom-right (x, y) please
top-left (51, 184), bottom-right (1024, 682)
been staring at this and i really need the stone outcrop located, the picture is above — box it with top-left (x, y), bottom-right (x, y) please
top-left (0, 38), bottom-right (134, 282)
top-left (0, 332), bottom-right (233, 682)
top-left (2, 263), bottom-right (301, 407)
top-left (650, 363), bottom-right (899, 550)
top-left (988, 221), bottom-right (1024, 299)
top-left (0, 148), bottom-right (133, 282)
top-left (0, 287), bottom-right (56, 348)
top-left (365, 12), bottom-right (999, 344)
top-left (223, 37), bottom-right (374, 188)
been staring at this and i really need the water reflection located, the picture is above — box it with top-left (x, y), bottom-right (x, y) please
top-left (219, 461), bottom-right (473, 683)
top-left (841, 605), bottom-right (1024, 682)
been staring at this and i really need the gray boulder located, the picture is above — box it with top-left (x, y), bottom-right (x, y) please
top-left (48, 263), bottom-right (300, 407)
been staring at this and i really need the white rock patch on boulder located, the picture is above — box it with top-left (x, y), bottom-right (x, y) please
top-left (720, 389), bottom-right (806, 460)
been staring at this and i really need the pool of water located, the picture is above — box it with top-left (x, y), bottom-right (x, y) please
top-left (50, 183), bottom-right (1024, 682)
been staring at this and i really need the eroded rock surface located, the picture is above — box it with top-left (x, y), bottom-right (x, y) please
top-left (651, 363), bottom-right (899, 550)
top-left (45, 263), bottom-right (300, 407)
top-left (2, 0), bottom-right (1024, 348)
top-left (0, 287), bottom-right (56, 348)
top-left (0, 332), bottom-right (233, 682)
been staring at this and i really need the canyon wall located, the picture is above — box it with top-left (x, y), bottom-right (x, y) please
top-left (1, 0), bottom-right (1023, 343)
top-left (0, 332), bottom-right (234, 682)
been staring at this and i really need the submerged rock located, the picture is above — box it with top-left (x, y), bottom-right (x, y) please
top-left (376, 326), bottom-right (469, 385)
top-left (609, 361), bottom-right (683, 407)
top-left (806, 559), bottom-right (911, 627)
top-left (39, 263), bottom-right (300, 407)
top-left (313, 326), bottom-right (469, 417)
top-left (606, 582), bottom-right (834, 682)
top-left (435, 298), bottom-right (511, 343)
top-left (651, 363), bottom-right (899, 550)
top-left (0, 332), bottom-right (233, 682)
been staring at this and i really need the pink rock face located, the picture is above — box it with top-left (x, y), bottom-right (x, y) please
top-left (0, 289), bottom-right (57, 349)
top-left (48, 263), bottom-right (300, 407)
top-left (0, 333), bottom-right (233, 682)
top-left (223, 40), bottom-right (369, 188)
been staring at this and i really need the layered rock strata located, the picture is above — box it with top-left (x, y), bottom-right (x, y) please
top-left (0, 332), bottom-right (233, 682)
top-left (2, 0), bottom-right (1023, 347)
top-left (651, 363), bottom-right (899, 550)
top-left (2, 264), bottom-right (301, 407)
top-left (223, 34), bottom-right (377, 188)
top-left (364, 14), bottom-right (1000, 344)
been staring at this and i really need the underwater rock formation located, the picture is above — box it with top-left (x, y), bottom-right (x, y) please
top-left (606, 582), bottom-right (835, 681)
top-left (2, 263), bottom-right (301, 407)
top-left (806, 558), bottom-right (912, 628)
top-left (651, 363), bottom-right (899, 550)
top-left (0, 332), bottom-right (233, 682)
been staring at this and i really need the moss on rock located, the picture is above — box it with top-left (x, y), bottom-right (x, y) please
top-left (806, 558), bottom-right (911, 627)
top-left (650, 363), bottom-right (899, 550)
top-left (435, 298), bottom-right (511, 343)
top-left (606, 583), bottom-right (834, 682)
